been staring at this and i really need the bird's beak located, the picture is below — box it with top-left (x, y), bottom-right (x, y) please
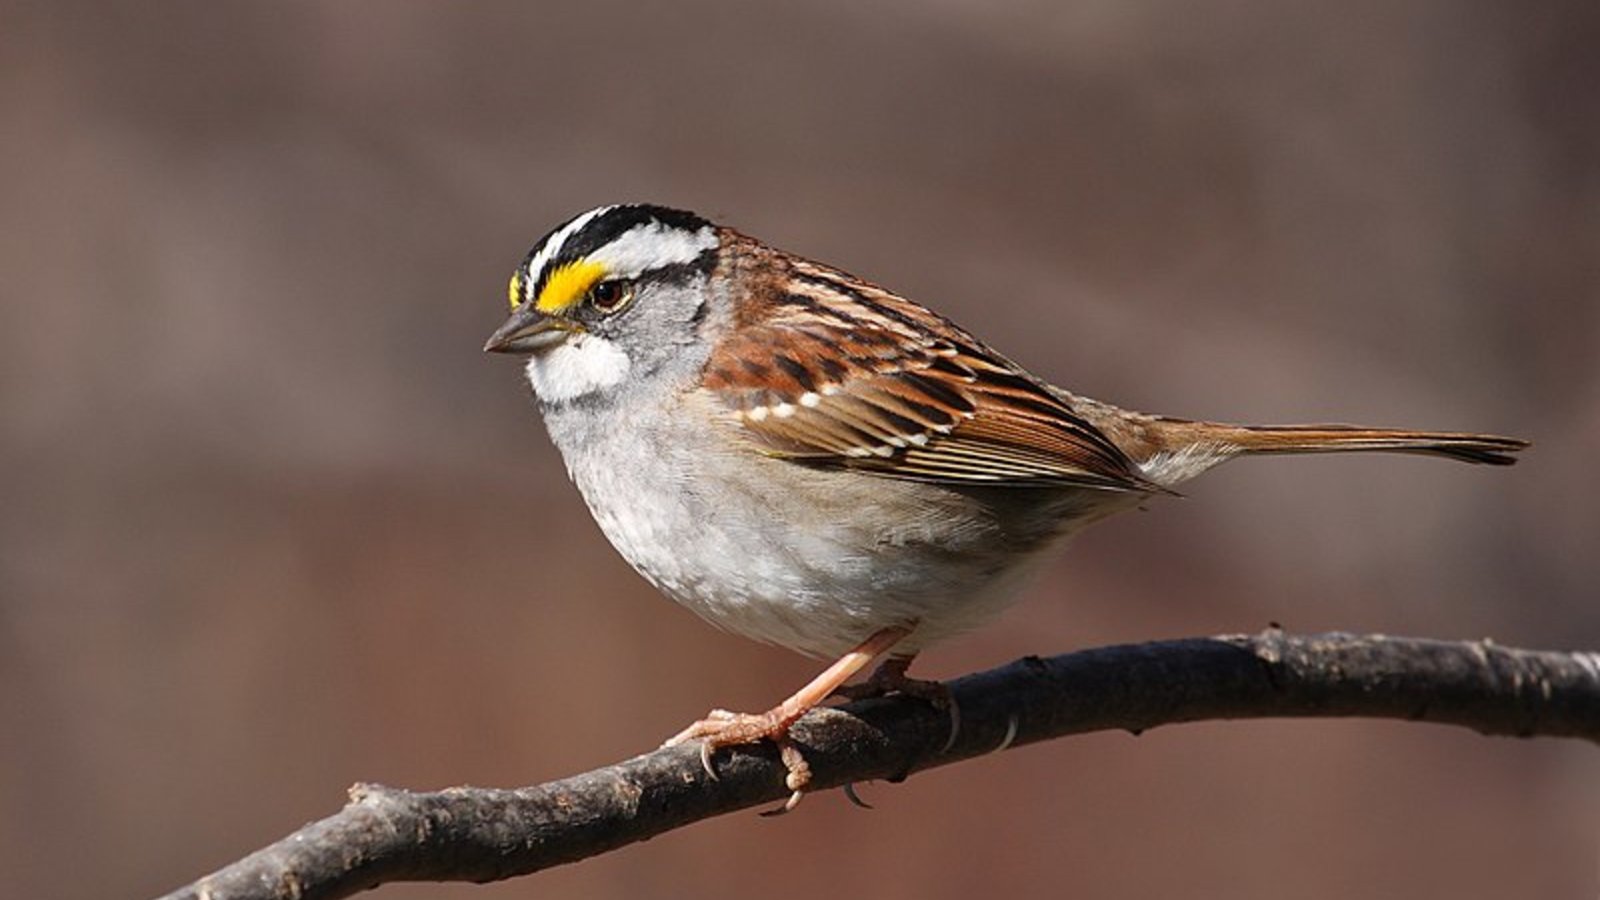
top-left (483, 304), bottom-right (578, 354)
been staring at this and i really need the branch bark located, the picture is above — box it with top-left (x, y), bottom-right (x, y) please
top-left (157, 630), bottom-right (1600, 900)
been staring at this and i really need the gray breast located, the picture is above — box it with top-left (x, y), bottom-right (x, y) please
top-left (539, 391), bottom-right (1136, 658)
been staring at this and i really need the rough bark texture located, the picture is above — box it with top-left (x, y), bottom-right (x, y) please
top-left (158, 630), bottom-right (1600, 900)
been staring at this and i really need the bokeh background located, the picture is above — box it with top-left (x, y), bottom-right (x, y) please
top-left (4, 2), bottom-right (1597, 898)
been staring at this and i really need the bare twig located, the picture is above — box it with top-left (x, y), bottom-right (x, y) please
top-left (157, 630), bottom-right (1600, 900)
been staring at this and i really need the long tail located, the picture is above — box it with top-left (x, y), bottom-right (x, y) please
top-left (1188, 423), bottom-right (1526, 465)
top-left (1118, 417), bottom-right (1528, 488)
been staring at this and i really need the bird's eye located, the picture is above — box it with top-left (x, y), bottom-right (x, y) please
top-left (588, 279), bottom-right (633, 313)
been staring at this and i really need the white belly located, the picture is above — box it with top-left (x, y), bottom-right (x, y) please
top-left (547, 401), bottom-right (1136, 659)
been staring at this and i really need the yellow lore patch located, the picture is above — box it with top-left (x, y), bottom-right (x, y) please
top-left (535, 259), bottom-right (607, 314)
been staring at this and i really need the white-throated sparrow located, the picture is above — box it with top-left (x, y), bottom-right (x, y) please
top-left (485, 204), bottom-right (1525, 808)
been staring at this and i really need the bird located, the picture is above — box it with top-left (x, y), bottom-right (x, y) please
top-left (484, 203), bottom-right (1526, 809)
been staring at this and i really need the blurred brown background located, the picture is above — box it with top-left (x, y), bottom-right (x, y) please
top-left (3, 2), bottom-right (1597, 898)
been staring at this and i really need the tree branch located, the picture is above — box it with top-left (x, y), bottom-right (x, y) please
top-left (157, 630), bottom-right (1600, 900)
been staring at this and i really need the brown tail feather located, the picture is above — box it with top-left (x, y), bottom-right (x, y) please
top-left (1049, 393), bottom-right (1527, 487)
top-left (1153, 420), bottom-right (1528, 466)
top-left (1216, 424), bottom-right (1528, 465)
top-left (1114, 417), bottom-right (1528, 489)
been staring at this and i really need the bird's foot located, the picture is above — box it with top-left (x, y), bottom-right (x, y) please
top-left (664, 708), bottom-right (812, 814)
top-left (661, 626), bottom-right (915, 815)
top-left (833, 656), bottom-right (960, 752)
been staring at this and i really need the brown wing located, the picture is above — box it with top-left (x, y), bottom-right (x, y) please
top-left (702, 258), bottom-right (1154, 492)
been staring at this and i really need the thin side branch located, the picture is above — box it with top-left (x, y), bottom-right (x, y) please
top-left (158, 630), bottom-right (1600, 900)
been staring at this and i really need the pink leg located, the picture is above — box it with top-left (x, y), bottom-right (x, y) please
top-left (664, 626), bottom-right (911, 811)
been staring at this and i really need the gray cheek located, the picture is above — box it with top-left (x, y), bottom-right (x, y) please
top-left (611, 289), bottom-right (714, 383)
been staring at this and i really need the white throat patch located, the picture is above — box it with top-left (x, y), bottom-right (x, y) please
top-left (524, 334), bottom-right (631, 403)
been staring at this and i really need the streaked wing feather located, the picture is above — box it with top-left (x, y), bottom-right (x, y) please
top-left (704, 258), bottom-right (1154, 492)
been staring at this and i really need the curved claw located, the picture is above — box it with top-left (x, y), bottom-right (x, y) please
top-left (842, 782), bottom-right (874, 810)
top-left (993, 712), bottom-right (1019, 754)
top-left (699, 740), bottom-right (719, 780)
top-left (938, 696), bottom-right (962, 754)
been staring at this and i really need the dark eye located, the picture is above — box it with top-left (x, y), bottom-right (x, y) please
top-left (588, 279), bottom-right (633, 313)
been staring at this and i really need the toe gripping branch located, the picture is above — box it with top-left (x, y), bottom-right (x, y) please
top-left (664, 626), bottom-right (934, 813)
